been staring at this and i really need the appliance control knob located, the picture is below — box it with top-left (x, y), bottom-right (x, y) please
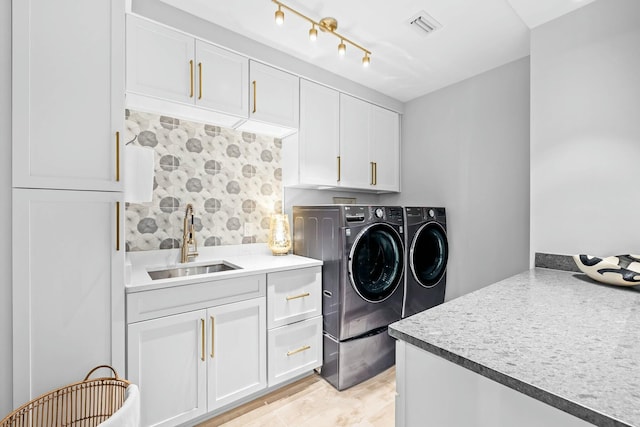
top-left (375, 208), bottom-right (384, 218)
top-left (428, 209), bottom-right (435, 218)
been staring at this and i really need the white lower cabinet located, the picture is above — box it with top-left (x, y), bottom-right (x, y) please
top-left (396, 341), bottom-right (592, 427)
top-left (12, 189), bottom-right (124, 407)
top-left (207, 298), bottom-right (266, 411)
top-left (267, 267), bottom-right (323, 387)
top-left (128, 294), bottom-right (266, 427)
top-left (128, 310), bottom-right (207, 427)
top-left (127, 266), bottom-right (321, 426)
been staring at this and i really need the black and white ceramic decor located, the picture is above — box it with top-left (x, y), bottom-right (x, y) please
top-left (573, 254), bottom-right (640, 286)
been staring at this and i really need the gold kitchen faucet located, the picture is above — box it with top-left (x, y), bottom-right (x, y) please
top-left (181, 203), bottom-right (199, 263)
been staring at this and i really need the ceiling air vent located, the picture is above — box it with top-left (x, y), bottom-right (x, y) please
top-left (408, 11), bottom-right (442, 35)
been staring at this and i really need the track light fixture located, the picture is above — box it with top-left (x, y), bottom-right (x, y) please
top-left (271, 0), bottom-right (372, 67)
top-left (309, 24), bottom-right (317, 41)
top-left (338, 40), bottom-right (346, 56)
top-left (275, 5), bottom-right (284, 25)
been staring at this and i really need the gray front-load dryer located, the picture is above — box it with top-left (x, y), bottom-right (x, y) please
top-left (402, 207), bottom-right (448, 318)
top-left (293, 205), bottom-right (404, 390)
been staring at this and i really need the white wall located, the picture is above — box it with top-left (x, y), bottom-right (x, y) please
top-left (382, 58), bottom-right (530, 301)
top-left (0, 0), bottom-right (12, 417)
top-left (530, 0), bottom-right (640, 259)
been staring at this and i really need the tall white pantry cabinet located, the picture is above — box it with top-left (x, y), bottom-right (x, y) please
top-left (11, 0), bottom-right (126, 407)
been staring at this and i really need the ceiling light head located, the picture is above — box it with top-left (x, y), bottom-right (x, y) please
top-left (362, 54), bottom-right (370, 67)
top-left (309, 25), bottom-right (318, 41)
top-left (275, 6), bottom-right (284, 25)
top-left (338, 40), bottom-right (346, 56)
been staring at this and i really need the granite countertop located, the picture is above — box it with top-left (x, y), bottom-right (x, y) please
top-left (125, 243), bottom-right (322, 293)
top-left (389, 268), bottom-right (640, 427)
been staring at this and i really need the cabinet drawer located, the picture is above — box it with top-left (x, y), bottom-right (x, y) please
top-left (127, 274), bottom-right (265, 323)
top-left (267, 267), bottom-right (321, 329)
top-left (268, 316), bottom-right (322, 387)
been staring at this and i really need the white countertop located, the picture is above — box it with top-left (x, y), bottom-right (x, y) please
top-left (125, 243), bottom-right (322, 293)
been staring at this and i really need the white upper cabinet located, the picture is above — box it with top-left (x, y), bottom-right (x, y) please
top-left (248, 61), bottom-right (299, 129)
top-left (370, 105), bottom-right (400, 192)
top-left (298, 80), bottom-right (340, 186)
top-left (12, 0), bottom-right (124, 191)
top-left (195, 40), bottom-right (248, 118)
top-left (126, 16), bottom-right (194, 104)
top-left (339, 94), bottom-right (372, 189)
top-left (339, 94), bottom-right (400, 192)
top-left (126, 15), bottom-right (248, 127)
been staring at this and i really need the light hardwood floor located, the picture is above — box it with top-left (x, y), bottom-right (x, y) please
top-left (198, 367), bottom-right (396, 427)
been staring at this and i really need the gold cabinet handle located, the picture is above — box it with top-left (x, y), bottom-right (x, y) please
top-left (287, 345), bottom-right (311, 357)
top-left (373, 162), bottom-right (377, 185)
top-left (252, 80), bottom-right (257, 113)
top-left (189, 60), bottom-right (194, 98)
top-left (200, 318), bottom-right (205, 361)
top-left (198, 62), bottom-right (202, 100)
top-left (211, 316), bottom-right (216, 359)
top-left (286, 292), bottom-right (310, 301)
top-left (116, 202), bottom-right (120, 251)
top-left (370, 162), bottom-right (375, 185)
top-left (337, 156), bottom-right (341, 182)
top-left (115, 132), bottom-right (120, 182)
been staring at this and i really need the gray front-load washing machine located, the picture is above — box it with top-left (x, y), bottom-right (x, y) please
top-left (293, 205), bottom-right (404, 390)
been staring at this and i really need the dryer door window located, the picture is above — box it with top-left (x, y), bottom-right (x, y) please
top-left (410, 222), bottom-right (448, 288)
top-left (349, 224), bottom-right (404, 303)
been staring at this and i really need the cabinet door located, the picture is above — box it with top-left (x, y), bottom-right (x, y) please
top-left (249, 61), bottom-right (299, 128)
top-left (128, 310), bottom-right (207, 427)
top-left (339, 94), bottom-right (371, 189)
top-left (12, 189), bottom-right (123, 407)
top-left (207, 298), bottom-right (266, 411)
top-left (370, 106), bottom-right (400, 192)
top-left (126, 15), bottom-right (194, 105)
top-left (12, 0), bottom-right (124, 191)
top-left (298, 80), bottom-right (340, 186)
top-left (195, 40), bottom-right (248, 118)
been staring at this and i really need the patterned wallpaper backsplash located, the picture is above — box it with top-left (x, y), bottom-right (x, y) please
top-left (125, 110), bottom-right (282, 251)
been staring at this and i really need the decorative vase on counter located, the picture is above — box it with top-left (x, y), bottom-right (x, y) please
top-left (268, 214), bottom-right (291, 256)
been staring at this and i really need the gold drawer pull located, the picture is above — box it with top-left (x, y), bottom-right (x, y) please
top-left (286, 292), bottom-right (310, 301)
top-left (287, 345), bottom-right (311, 357)
top-left (337, 156), bottom-right (341, 182)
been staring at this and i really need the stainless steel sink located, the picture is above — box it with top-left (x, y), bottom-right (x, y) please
top-left (147, 262), bottom-right (240, 280)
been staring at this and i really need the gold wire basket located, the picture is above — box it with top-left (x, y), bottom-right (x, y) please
top-left (0, 365), bottom-right (131, 427)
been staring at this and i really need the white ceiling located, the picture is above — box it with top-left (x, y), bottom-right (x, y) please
top-left (158, 0), bottom-right (596, 102)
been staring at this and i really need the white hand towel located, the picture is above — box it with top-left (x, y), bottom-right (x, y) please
top-left (124, 145), bottom-right (154, 203)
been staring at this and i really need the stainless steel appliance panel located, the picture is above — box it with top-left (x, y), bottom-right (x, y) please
top-left (321, 328), bottom-right (395, 391)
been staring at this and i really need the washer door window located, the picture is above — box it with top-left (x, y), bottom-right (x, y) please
top-left (349, 224), bottom-right (404, 303)
top-left (410, 222), bottom-right (448, 288)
